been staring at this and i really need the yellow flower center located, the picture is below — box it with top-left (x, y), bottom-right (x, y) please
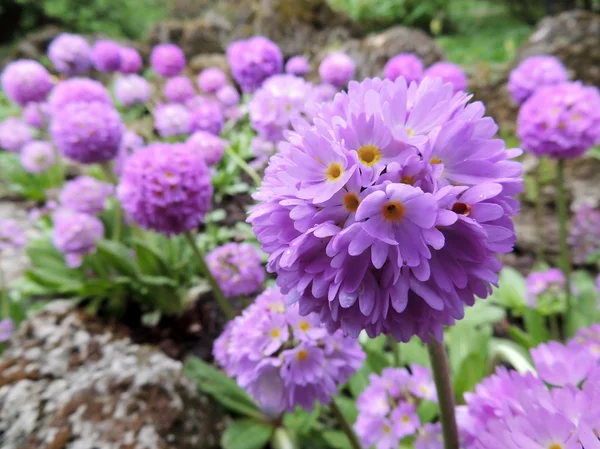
top-left (268, 303), bottom-right (285, 313)
top-left (548, 444), bottom-right (563, 449)
top-left (343, 192), bottom-right (360, 212)
top-left (572, 113), bottom-right (581, 121)
top-left (400, 175), bottom-right (415, 185)
top-left (326, 162), bottom-right (343, 181)
top-left (270, 328), bottom-right (280, 338)
top-left (430, 157), bottom-right (442, 165)
top-left (383, 425), bottom-right (392, 434)
top-left (297, 349), bottom-right (308, 361)
top-left (299, 321), bottom-right (310, 331)
top-left (407, 128), bottom-right (415, 137)
top-left (382, 201), bottom-right (405, 222)
top-left (402, 415), bottom-right (410, 423)
top-left (357, 145), bottom-right (381, 167)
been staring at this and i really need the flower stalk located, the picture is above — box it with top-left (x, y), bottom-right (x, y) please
top-left (556, 159), bottom-right (573, 328)
top-left (330, 397), bottom-right (362, 449)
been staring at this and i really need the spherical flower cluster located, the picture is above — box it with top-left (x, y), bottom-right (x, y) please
top-left (50, 101), bottom-right (124, 164)
top-left (525, 268), bottom-right (566, 308)
top-left (285, 56), bottom-right (310, 76)
top-left (197, 67), bottom-right (227, 93)
top-left (206, 243), bottom-right (265, 298)
top-left (569, 204), bottom-right (600, 264)
top-left (424, 62), bottom-right (468, 93)
top-left (383, 53), bottom-right (423, 85)
top-left (186, 131), bottom-right (225, 166)
top-left (52, 209), bottom-right (104, 268)
top-left (91, 40), bottom-right (122, 72)
top-left (227, 37), bottom-right (283, 93)
top-left (216, 85), bottom-right (240, 107)
top-left (508, 56), bottom-right (569, 105)
top-left (117, 143), bottom-right (213, 235)
top-left (354, 366), bottom-right (436, 449)
top-left (114, 130), bottom-right (144, 176)
top-left (48, 33), bottom-right (92, 76)
top-left (153, 103), bottom-right (192, 137)
top-left (1, 60), bottom-right (53, 106)
top-left (114, 75), bottom-right (151, 107)
top-left (150, 44), bottom-right (185, 78)
top-left (249, 74), bottom-right (312, 142)
top-left (319, 52), bottom-right (355, 88)
top-left (0, 219), bottom-right (27, 251)
top-left (517, 81), bottom-right (600, 159)
top-left (48, 78), bottom-right (112, 115)
top-left (0, 117), bottom-right (33, 152)
top-left (20, 141), bottom-right (55, 173)
top-left (59, 176), bottom-right (114, 215)
top-left (164, 76), bottom-right (195, 103)
top-left (22, 102), bottom-right (49, 129)
top-left (118, 47), bottom-right (142, 74)
top-left (213, 287), bottom-right (365, 412)
top-left (0, 319), bottom-right (13, 343)
top-left (249, 77), bottom-right (522, 342)
top-left (190, 100), bottom-right (224, 135)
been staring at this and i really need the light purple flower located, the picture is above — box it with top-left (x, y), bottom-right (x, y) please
top-left (508, 56), bottom-right (569, 105)
top-left (572, 323), bottom-right (600, 358)
top-left (153, 103), bottom-right (192, 137)
top-left (20, 141), bottom-right (55, 173)
top-left (59, 176), bottom-right (114, 215)
top-left (1, 60), bottom-right (53, 106)
top-left (164, 76), bottom-right (195, 103)
top-left (526, 268), bottom-right (566, 307)
top-left (285, 56), bottom-right (310, 76)
top-left (424, 62), bottom-right (468, 93)
top-left (91, 40), bottom-right (122, 72)
top-left (384, 53), bottom-right (424, 85)
top-left (216, 85), bottom-right (240, 107)
top-left (531, 340), bottom-right (596, 387)
top-left (0, 318), bottom-right (13, 343)
top-left (22, 102), bottom-right (49, 129)
top-left (114, 130), bottom-right (144, 176)
top-left (0, 117), bottom-right (33, 153)
top-left (189, 99), bottom-right (223, 135)
top-left (52, 209), bottom-right (104, 268)
top-left (415, 423), bottom-right (443, 449)
top-left (319, 52), bottom-right (355, 88)
top-left (206, 243), bottom-right (265, 298)
top-left (197, 67), bottom-right (227, 94)
top-left (227, 37), bottom-right (283, 93)
top-left (569, 204), bottom-right (600, 264)
top-left (48, 33), bottom-right (92, 76)
top-left (47, 78), bottom-right (112, 115)
top-left (114, 75), bottom-right (151, 107)
top-left (150, 44), bottom-right (185, 78)
top-left (0, 219), bottom-right (27, 251)
top-left (118, 47), bottom-right (142, 74)
top-left (186, 131), bottom-right (225, 166)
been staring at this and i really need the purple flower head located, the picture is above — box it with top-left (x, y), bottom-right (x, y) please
top-left (415, 423), bottom-right (443, 449)
top-left (190, 99), bottom-right (223, 135)
top-left (424, 62), bottom-right (468, 93)
top-left (517, 81), bottom-right (600, 159)
top-left (304, 83), bottom-right (338, 117)
top-left (569, 204), bottom-right (600, 264)
top-left (117, 142), bottom-right (213, 235)
top-left (47, 78), bottom-right (112, 115)
top-left (285, 56), bottom-right (310, 76)
top-left (48, 33), bottom-right (92, 76)
top-left (213, 286), bottom-right (364, 413)
top-left (526, 268), bottom-right (566, 307)
top-left (384, 53), bottom-right (424, 85)
top-left (319, 52), bottom-right (355, 88)
top-left (50, 101), bottom-right (123, 164)
top-left (186, 131), bottom-right (225, 166)
top-left (0, 318), bottom-right (13, 343)
top-left (227, 36), bottom-right (283, 93)
top-left (153, 103), bottom-right (192, 137)
top-left (114, 74), bottom-right (151, 107)
top-left (1, 60), bottom-right (53, 106)
top-left (572, 323), bottom-right (600, 358)
top-left (249, 74), bottom-right (312, 142)
top-left (22, 102), bottom-right (49, 129)
top-left (216, 85), bottom-right (240, 107)
top-left (59, 176), bottom-right (114, 215)
top-left (0, 219), bottom-right (27, 251)
top-left (118, 47), bottom-right (142, 74)
top-left (164, 76), bottom-right (195, 103)
top-left (509, 56), bottom-right (569, 105)
top-left (531, 340), bottom-right (596, 387)
top-left (197, 67), bottom-right (227, 94)
top-left (91, 40), bottom-right (122, 72)
top-left (114, 130), bottom-right (144, 176)
top-left (150, 44), bottom-right (185, 78)
top-left (206, 243), bottom-right (265, 298)
top-left (20, 141), bottom-right (55, 173)
top-left (249, 76), bottom-right (522, 342)
top-left (0, 117), bottom-right (33, 153)
top-left (52, 209), bottom-right (104, 268)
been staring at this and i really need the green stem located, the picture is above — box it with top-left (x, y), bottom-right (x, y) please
top-left (427, 337), bottom-right (459, 449)
top-left (224, 146), bottom-right (262, 186)
top-left (389, 335), bottom-right (401, 366)
top-left (330, 397), bottom-right (362, 449)
top-left (271, 428), bottom-right (298, 449)
top-left (534, 158), bottom-right (546, 264)
top-left (183, 231), bottom-right (235, 320)
top-left (100, 162), bottom-right (122, 242)
top-left (0, 267), bottom-right (9, 319)
top-left (556, 159), bottom-right (572, 328)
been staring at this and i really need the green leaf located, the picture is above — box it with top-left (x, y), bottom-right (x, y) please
top-left (400, 337), bottom-right (431, 368)
top-left (507, 325), bottom-right (537, 349)
top-left (417, 400), bottom-right (439, 423)
top-left (460, 300), bottom-right (505, 327)
top-left (348, 365), bottom-right (371, 398)
top-left (221, 419), bottom-right (274, 449)
top-left (332, 396), bottom-right (358, 425)
top-left (453, 353), bottom-right (486, 402)
top-left (321, 430), bottom-right (351, 449)
top-left (96, 240), bottom-right (140, 277)
top-left (489, 267), bottom-right (527, 313)
top-left (489, 339), bottom-right (535, 374)
top-left (283, 405), bottom-right (320, 435)
top-left (364, 346), bottom-right (390, 374)
top-left (523, 309), bottom-right (550, 344)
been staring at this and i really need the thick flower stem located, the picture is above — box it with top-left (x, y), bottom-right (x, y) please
top-left (389, 335), bottom-right (401, 366)
top-left (99, 162), bottom-right (122, 242)
top-left (183, 231), bottom-right (235, 320)
top-left (224, 146), bottom-right (262, 186)
top-left (427, 338), bottom-right (459, 449)
top-left (330, 397), bottom-right (362, 449)
top-left (556, 159), bottom-right (573, 326)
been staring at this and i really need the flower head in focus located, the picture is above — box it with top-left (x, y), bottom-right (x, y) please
top-left (207, 243), bottom-right (265, 298)
top-left (508, 56), bottom-right (569, 105)
top-left (186, 131), bottom-right (225, 166)
top-left (151, 44), bottom-right (186, 78)
top-left (384, 53), bottom-right (424, 85)
top-left (114, 75), bottom-right (151, 107)
top-left (59, 176), bottom-right (114, 215)
top-left (1, 60), bottom-right (53, 106)
top-left (153, 103), bottom-right (192, 137)
top-left (164, 76), bottom-right (195, 104)
top-left (569, 204), bottom-right (600, 264)
top-left (20, 141), bottom-right (55, 173)
top-left (197, 67), bottom-right (227, 93)
top-left (285, 56), bottom-right (310, 76)
top-left (227, 37), bottom-right (283, 93)
top-left (52, 209), bottom-right (104, 268)
top-left (319, 52), bottom-right (355, 88)
top-left (424, 62), bottom-right (468, 93)
top-left (0, 219), bottom-right (27, 251)
top-left (0, 118), bottom-right (34, 153)
top-left (48, 33), bottom-right (92, 76)
top-left (91, 40), bottom-right (122, 72)
top-left (118, 47), bottom-right (142, 74)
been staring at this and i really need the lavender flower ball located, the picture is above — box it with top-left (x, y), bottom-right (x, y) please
top-left (0, 219), bottom-right (27, 251)
top-left (0, 117), bottom-right (33, 153)
top-left (119, 47), bottom-right (143, 74)
top-left (216, 85), bottom-right (240, 107)
top-left (48, 33), bottom-right (92, 76)
top-left (22, 102), bottom-right (49, 129)
top-left (186, 131), bottom-right (225, 166)
top-left (52, 209), bottom-right (104, 268)
top-left (190, 100), bottom-right (223, 135)
top-left (526, 268), bottom-right (565, 308)
top-left (518, 81), bottom-right (600, 159)
top-left (20, 141), bottom-right (55, 173)
top-left (207, 243), bottom-right (265, 298)
top-left (249, 77), bottom-right (522, 342)
top-left (569, 204), bottom-right (600, 264)
top-left (59, 176), bottom-right (114, 215)
top-left (150, 44), bottom-right (185, 78)
top-left (424, 62), bottom-right (468, 93)
top-left (91, 40), bottom-right (122, 72)
top-left (0, 319), bottom-right (13, 343)
top-left (285, 56), bottom-right (310, 76)
top-left (213, 287), bottom-right (365, 412)
top-left (197, 67), bottom-right (227, 94)
top-left (114, 130), bottom-right (144, 176)
top-left (227, 36), bottom-right (283, 93)
top-left (114, 75), bottom-right (151, 107)
top-left (508, 56), bottom-right (569, 105)
top-left (383, 53), bottom-right (424, 85)
top-left (319, 52), bottom-right (355, 88)
top-left (117, 143), bottom-right (213, 235)
top-left (164, 76), bottom-right (195, 103)
top-left (153, 103), bottom-right (192, 137)
top-left (47, 78), bottom-right (112, 115)
top-left (50, 101), bottom-right (123, 164)
top-left (1, 60), bottom-right (53, 106)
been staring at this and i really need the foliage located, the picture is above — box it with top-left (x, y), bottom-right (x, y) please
top-left (0, 152), bottom-right (65, 201)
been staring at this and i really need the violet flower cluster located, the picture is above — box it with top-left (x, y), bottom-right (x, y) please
top-left (150, 44), bottom-right (186, 78)
top-left (186, 131), bottom-right (225, 167)
top-left (285, 56), bottom-right (310, 76)
top-left (213, 287), bottom-right (365, 413)
top-left (91, 40), bottom-right (122, 72)
top-left (20, 141), bottom-right (55, 173)
top-left (249, 77), bottom-right (522, 342)
top-left (189, 99), bottom-right (224, 135)
top-left (1, 60), bottom-right (53, 106)
top-left (525, 268), bottom-right (566, 309)
top-left (0, 117), bottom-right (33, 152)
top-left (48, 78), bottom-right (112, 114)
top-left (319, 52), bottom-right (355, 88)
top-left (354, 366), bottom-right (437, 449)
top-left (424, 62), bottom-right (468, 94)
top-left (114, 75), bottom-right (151, 107)
top-left (197, 68), bottom-right (227, 94)
top-left (383, 53), bottom-right (423, 85)
top-left (153, 103), bottom-right (192, 137)
top-left (508, 56), bottom-right (569, 105)
top-left (227, 36), bottom-right (283, 93)
top-left (22, 102), bottom-right (49, 130)
top-left (51, 209), bottom-right (104, 268)
top-left (119, 47), bottom-right (143, 74)
top-left (48, 33), bottom-right (92, 76)
top-left (206, 243), bottom-right (266, 298)
top-left (114, 130), bottom-right (144, 176)
top-left (59, 176), bottom-right (114, 215)
top-left (0, 219), bottom-right (27, 251)
top-left (569, 204), bottom-right (600, 264)
top-left (164, 76), bottom-right (195, 104)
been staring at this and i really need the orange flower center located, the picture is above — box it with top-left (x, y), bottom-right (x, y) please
top-left (400, 175), bottom-right (415, 185)
top-left (430, 157), bottom-right (442, 165)
top-left (451, 202), bottom-right (471, 216)
top-left (343, 192), bottom-right (360, 212)
top-left (357, 145), bottom-right (381, 166)
top-left (382, 201), bottom-right (405, 222)
top-left (326, 162), bottom-right (343, 181)
top-left (297, 349), bottom-right (308, 361)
